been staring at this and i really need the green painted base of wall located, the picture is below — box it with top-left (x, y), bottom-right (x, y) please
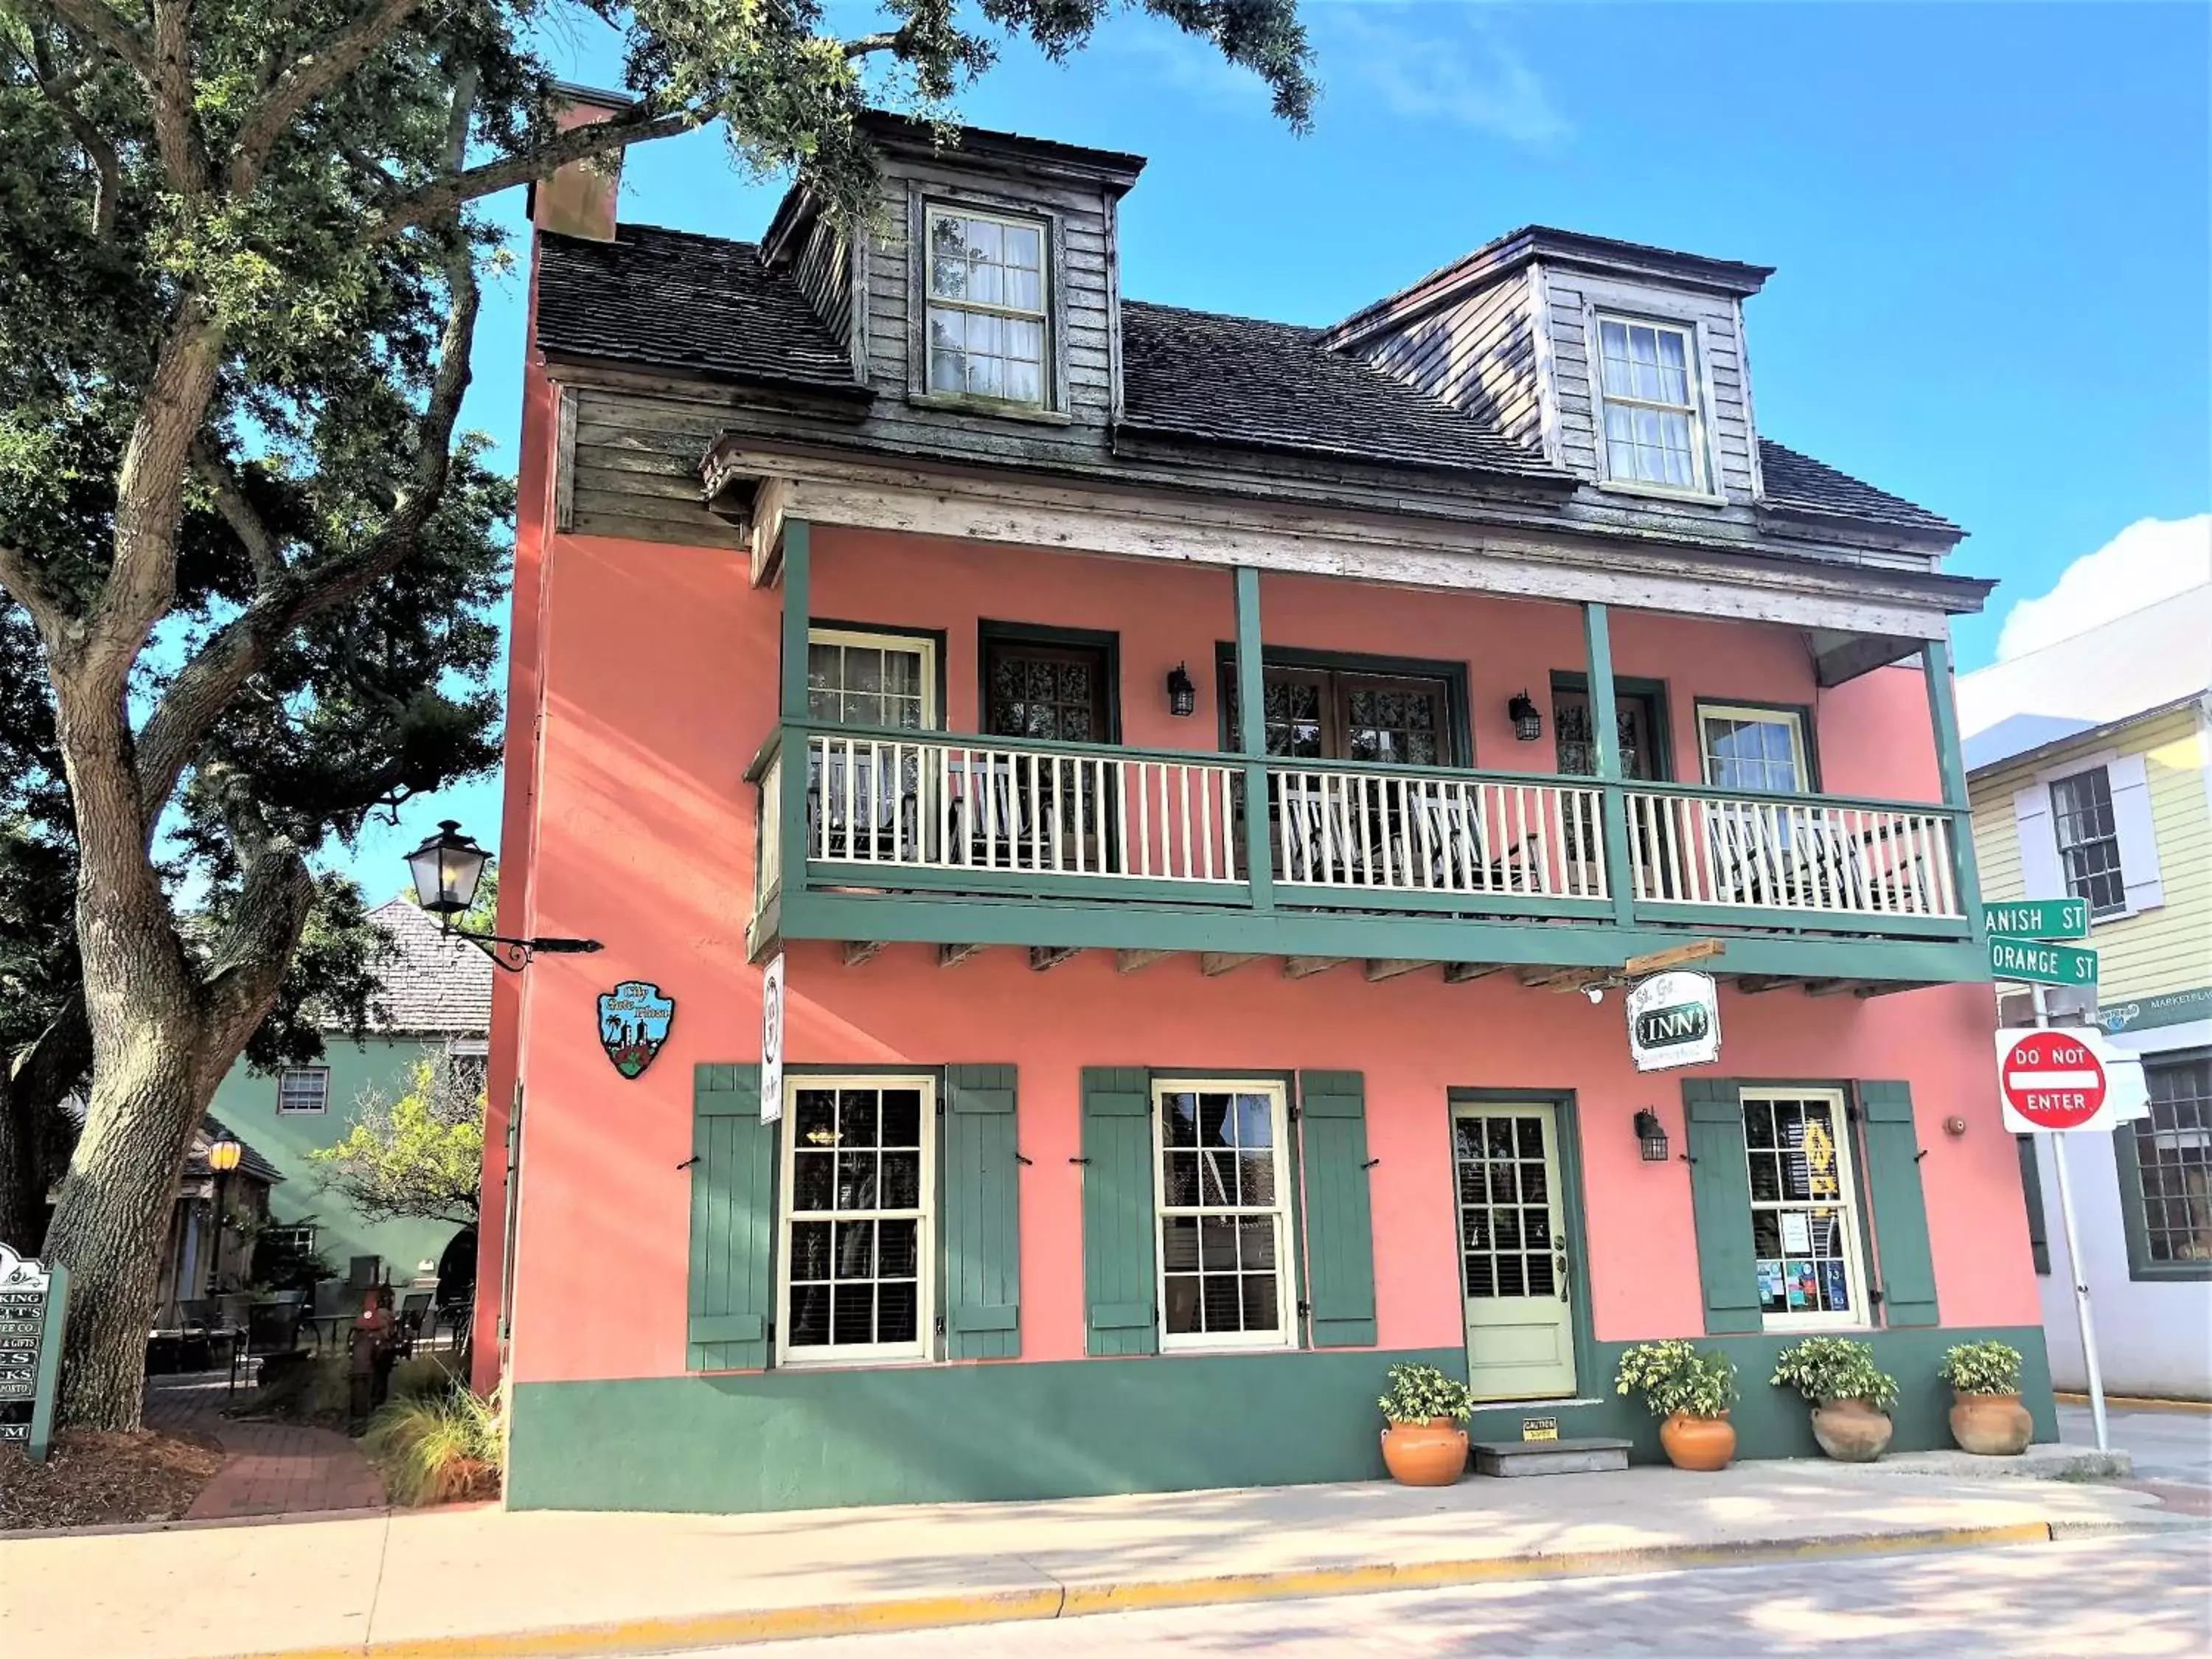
top-left (507, 1324), bottom-right (2056, 1514)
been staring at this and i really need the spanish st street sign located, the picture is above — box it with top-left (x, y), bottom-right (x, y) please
top-left (1985, 898), bottom-right (2090, 942)
top-left (1990, 936), bottom-right (2098, 988)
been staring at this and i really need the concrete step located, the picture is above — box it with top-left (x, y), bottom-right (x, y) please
top-left (1471, 1437), bottom-right (1633, 1478)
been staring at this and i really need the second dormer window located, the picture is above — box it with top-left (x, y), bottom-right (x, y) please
top-left (925, 205), bottom-right (1048, 408)
top-left (1596, 316), bottom-right (1707, 493)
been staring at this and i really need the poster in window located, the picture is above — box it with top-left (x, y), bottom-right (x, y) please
top-left (1788, 1262), bottom-right (1818, 1309)
top-left (1823, 1259), bottom-right (1851, 1312)
top-left (1780, 1211), bottom-right (1812, 1255)
top-left (1757, 1259), bottom-right (1786, 1309)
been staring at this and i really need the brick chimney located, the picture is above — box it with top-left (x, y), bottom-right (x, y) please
top-left (530, 83), bottom-right (634, 243)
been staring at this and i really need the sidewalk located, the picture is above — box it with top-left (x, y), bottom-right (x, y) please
top-left (0, 1457), bottom-right (2197, 1659)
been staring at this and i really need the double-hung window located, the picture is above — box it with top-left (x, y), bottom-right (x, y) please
top-left (276, 1067), bottom-right (329, 1115)
top-left (2122, 1053), bottom-right (2212, 1276)
top-left (807, 628), bottom-right (936, 731)
top-left (1153, 1079), bottom-right (1297, 1351)
top-left (924, 206), bottom-right (1049, 409)
top-left (1741, 1088), bottom-right (1867, 1330)
top-left (1697, 705), bottom-right (1809, 793)
top-left (1595, 316), bottom-right (1708, 492)
top-left (2049, 767), bottom-right (2126, 917)
top-left (778, 1077), bottom-right (934, 1365)
top-left (805, 627), bottom-right (937, 862)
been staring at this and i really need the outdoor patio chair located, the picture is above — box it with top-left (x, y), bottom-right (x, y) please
top-left (810, 748), bottom-right (921, 863)
top-left (950, 755), bottom-right (1068, 870)
top-left (228, 1299), bottom-right (305, 1394)
top-left (1273, 776), bottom-right (1371, 885)
top-left (1400, 790), bottom-right (1542, 894)
top-left (394, 1290), bottom-right (434, 1355)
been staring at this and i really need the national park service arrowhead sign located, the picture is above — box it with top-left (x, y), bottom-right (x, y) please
top-left (597, 981), bottom-right (675, 1079)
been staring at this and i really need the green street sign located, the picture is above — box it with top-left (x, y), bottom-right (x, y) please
top-left (1985, 898), bottom-right (2091, 942)
top-left (1990, 937), bottom-right (2098, 987)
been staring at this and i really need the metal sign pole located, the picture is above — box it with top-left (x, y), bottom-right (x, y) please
top-left (2033, 981), bottom-right (2109, 1453)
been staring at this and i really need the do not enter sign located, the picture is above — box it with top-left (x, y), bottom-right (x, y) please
top-left (1998, 1030), bottom-right (2107, 1133)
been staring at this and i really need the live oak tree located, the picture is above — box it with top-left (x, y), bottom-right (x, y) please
top-left (0, 1), bottom-right (1313, 1428)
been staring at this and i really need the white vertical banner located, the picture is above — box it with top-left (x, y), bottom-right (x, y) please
top-left (759, 953), bottom-right (786, 1124)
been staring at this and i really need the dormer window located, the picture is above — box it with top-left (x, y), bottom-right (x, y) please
top-left (1595, 316), bottom-right (1709, 494)
top-left (925, 205), bottom-right (1049, 409)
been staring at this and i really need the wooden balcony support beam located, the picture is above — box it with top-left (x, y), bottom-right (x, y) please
top-left (1365, 959), bottom-right (1437, 983)
top-left (1116, 948), bottom-right (1175, 974)
top-left (1733, 974), bottom-right (1799, 994)
top-left (1284, 956), bottom-right (1349, 980)
top-left (1518, 964), bottom-right (1612, 992)
top-left (939, 942), bottom-right (989, 968)
top-left (1803, 977), bottom-right (1869, 997)
top-left (840, 940), bottom-right (885, 969)
top-left (1200, 953), bottom-right (1259, 977)
top-left (1029, 945), bottom-right (1082, 972)
top-left (1854, 980), bottom-right (1933, 998)
top-left (1443, 962), bottom-right (1504, 984)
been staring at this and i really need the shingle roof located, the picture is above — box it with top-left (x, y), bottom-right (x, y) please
top-left (1757, 439), bottom-right (1959, 536)
top-left (1119, 302), bottom-right (1567, 481)
top-left (362, 899), bottom-right (493, 1036)
top-left (535, 226), bottom-right (858, 392)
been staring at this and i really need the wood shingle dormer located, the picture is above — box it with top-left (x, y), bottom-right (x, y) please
top-left (1321, 228), bottom-right (1775, 508)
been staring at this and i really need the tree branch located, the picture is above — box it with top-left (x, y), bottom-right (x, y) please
top-left (30, 28), bottom-right (121, 237)
top-left (36, 0), bottom-right (156, 86)
top-left (226, 0), bottom-right (425, 193)
top-left (0, 543), bottom-right (75, 647)
top-left (189, 438), bottom-right (288, 585)
top-left (146, 0), bottom-right (214, 195)
top-left (843, 21), bottom-right (922, 58)
top-left (365, 103), bottom-right (702, 244)
top-left (195, 845), bottom-right (316, 1097)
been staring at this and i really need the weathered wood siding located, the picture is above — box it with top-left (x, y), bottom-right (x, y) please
top-left (563, 386), bottom-right (739, 548)
top-left (857, 155), bottom-right (1117, 467)
top-left (790, 215), bottom-right (853, 360)
top-left (1538, 262), bottom-right (1759, 502)
top-left (1352, 268), bottom-right (1544, 454)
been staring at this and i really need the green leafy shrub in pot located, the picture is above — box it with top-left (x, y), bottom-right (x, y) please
top-left (1769, 1338), bottom-right (1900, 1410)
top-left (1377, 1363), bottom-right (1474, 1425)
top-left (1937, 1340), bottom-right (2025, 1397)
top-left (1615, 1340), bottom-right (1739, 1418)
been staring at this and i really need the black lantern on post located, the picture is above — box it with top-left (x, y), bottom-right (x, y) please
top-left (1508, 691), bottom-right (1543, 743)
top-left (400, 819), bottom-right (602, 973)
top-left (1166, 663), bottom-right (1197, 719)
top-left (1633, 1108), bottom-right (1670, 1163)
top-left (206, 1133), bottom-right (242, 1294)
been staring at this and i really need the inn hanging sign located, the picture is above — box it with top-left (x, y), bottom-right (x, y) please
top-left (1627, 970), bottom-right (1722, 1073)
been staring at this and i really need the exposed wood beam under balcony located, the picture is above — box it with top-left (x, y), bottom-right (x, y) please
top-left (1030, 946), bottom-right (1082, 972)
top-left (1284, 956), bottom-right (1349, 980)
top-left (1733, 974), bottom-right (1801, 994)
top-left (1200, 953), bottom-right (1259, 976)
top-left (840, 940), bottom-right (885, 968)
top-left (1117, 949), bottom-right (1174, 974)
top-left (939, 942), bottom-right (989, 968)
top-left (1444, 962), bottom-right (1505, 984)
top-left (1366, 959), bottom-right (1437, 983)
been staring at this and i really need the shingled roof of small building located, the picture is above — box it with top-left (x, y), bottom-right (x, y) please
top-left (360, 897), bottom-right (493, 1037)
top-left (534, 222), bottom-right (1956, 537)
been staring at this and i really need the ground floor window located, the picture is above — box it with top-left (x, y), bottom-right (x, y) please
top-left (778, 1076), bottom-right (934, 1364)
top-left (1742, 1088), bottom-right (1866, 1329)
top-left (2127, 1053), bottom-right (2212, 1273)
top-left (1153, 1079), bottom-right (1296, 1351)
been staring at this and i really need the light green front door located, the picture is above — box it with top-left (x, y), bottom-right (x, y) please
top-left (1452, 1101), bottom-right (1577, 1401)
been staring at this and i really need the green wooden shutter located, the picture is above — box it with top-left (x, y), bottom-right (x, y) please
top-left (1859, 1081), bottom-right (1941, 1327)
top-left (1297, 1071), bottom-right (1378, 1348)
top-left (1081, 1066), bottom-right (1158, 1356)
top-left (686, 1064), bottom-right (776, 1371)
top-left (2016, 1134), bottom-right (2050, 1276)
top-left (1682, 1079), bottom-right (1761, 1335)
top-left (943, 1064), bottom-right (1021, 1360)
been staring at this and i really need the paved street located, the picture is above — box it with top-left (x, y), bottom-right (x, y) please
top-left (731, 1531), bottom-right (2212, 1658)
top-left (2062, 1402), bottom-right (2212, 1496)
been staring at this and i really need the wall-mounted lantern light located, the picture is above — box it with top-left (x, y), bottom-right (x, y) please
top-left (1633, 1107), bottom-right (1670, 1163)
top-left (402, 819), bottom-right (603, 973)
top-left (206, 1135), bottom-right (243, 1175)
top-left (1508, 690), bottom-right (1543, 742)
top-left (1166, 663), bottom-right (1197, 719)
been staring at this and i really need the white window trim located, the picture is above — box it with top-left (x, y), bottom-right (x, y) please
top-left (806, 626), bottom-right (939, 731)
top-left (1696, 703), bottom-right (1811, 793)
top-left (1151, 1077), bottom-right (1299, 1355)
top-left (261, 1223), bottom-right (317, 1254)
top-left (1742, 1086), bottom-right (1870, 1335)
top-left (1587, 308), bottom-right (1722, 503)
top-left (276, 1066), bottom-right (330, 1115)
top-left (919, 201), bottom-right (1054, 414)
top-left (773, 1072), bottom-right (936, 1369)
top-left (2023, 746), bottom-right (2163, 922)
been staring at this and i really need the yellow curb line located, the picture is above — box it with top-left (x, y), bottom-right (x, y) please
top-left (2055, 1391), bottom-right (2212, 1414)
top-left (237, 1521), bottom-right (2057, 1659)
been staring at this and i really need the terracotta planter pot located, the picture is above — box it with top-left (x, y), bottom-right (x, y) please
top-left (1659, 1411), bottom-right (1737, 1472)
top-left (1950, 1391), bottom-right (2034, 1456)
top-left (1810, 1398), bottom-right (1894, 1462)
top-left (1381, 1417), bottom-right (1469, 1486)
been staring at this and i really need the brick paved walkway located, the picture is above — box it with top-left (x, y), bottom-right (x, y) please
top-left (142, 1371), bottom-right (386, 1520)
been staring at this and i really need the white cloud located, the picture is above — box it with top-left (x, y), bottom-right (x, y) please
top-left (1996, 515), bottom-right (2212, 660)
top-left (1325, 6), bottom-right (1570, 149)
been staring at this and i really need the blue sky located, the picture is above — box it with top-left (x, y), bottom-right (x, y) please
top-left (339, 1), bottom-right (2211, 893)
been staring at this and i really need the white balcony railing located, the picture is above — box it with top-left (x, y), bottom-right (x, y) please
top-left (805, 732), bottom-right (1240, 883)
top-left (1268, 766), bottom-right (1609, 900)
top-left (1623, 790), bottom-right (1963, 919)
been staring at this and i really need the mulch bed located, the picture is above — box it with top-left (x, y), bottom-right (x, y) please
top-left (0, 1428), bottom-right (223, 1531)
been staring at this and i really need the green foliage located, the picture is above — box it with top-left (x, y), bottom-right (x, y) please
top-left (237, 1211), bottom-right (338, 1293)
top-left (1938, 1340), bottom-right (2025, 1397)
top-left (389, 1350), bottom-right (463, 1402)
top-left (1377, 1363), bottom-right (1474, 1425)
top-left (1614, 1340), bottom-right (1739, 1419)
top-left (364, 1384), bottom-right (502, 1505)
top-left (310, 1051), bottom-right (483, 1223)
top-left (1770, 1338), bottom-right (1902, 1411)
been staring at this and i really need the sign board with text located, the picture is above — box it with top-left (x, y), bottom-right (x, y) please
top-left (1627, 972), bottom-right (1722, 1073)
top-left (1990, 937), bottom-right (2098, 988)
top-left (0, 1245), bottom-right (68, 1463)
top-left (1985, 899), bottom-right (2090, 942)
top-left (1996, 1028), bottom-right (2149, 1133)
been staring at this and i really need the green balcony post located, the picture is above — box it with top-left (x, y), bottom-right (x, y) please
top-left (1921, 634), bottom-right (1986, 943)
top-left (779, 518), bottom-right (813, 888)
top-left (1234, 566), bottom-right (1273, 911)
top-left (1582, 602), bottom-right (1640, 926)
